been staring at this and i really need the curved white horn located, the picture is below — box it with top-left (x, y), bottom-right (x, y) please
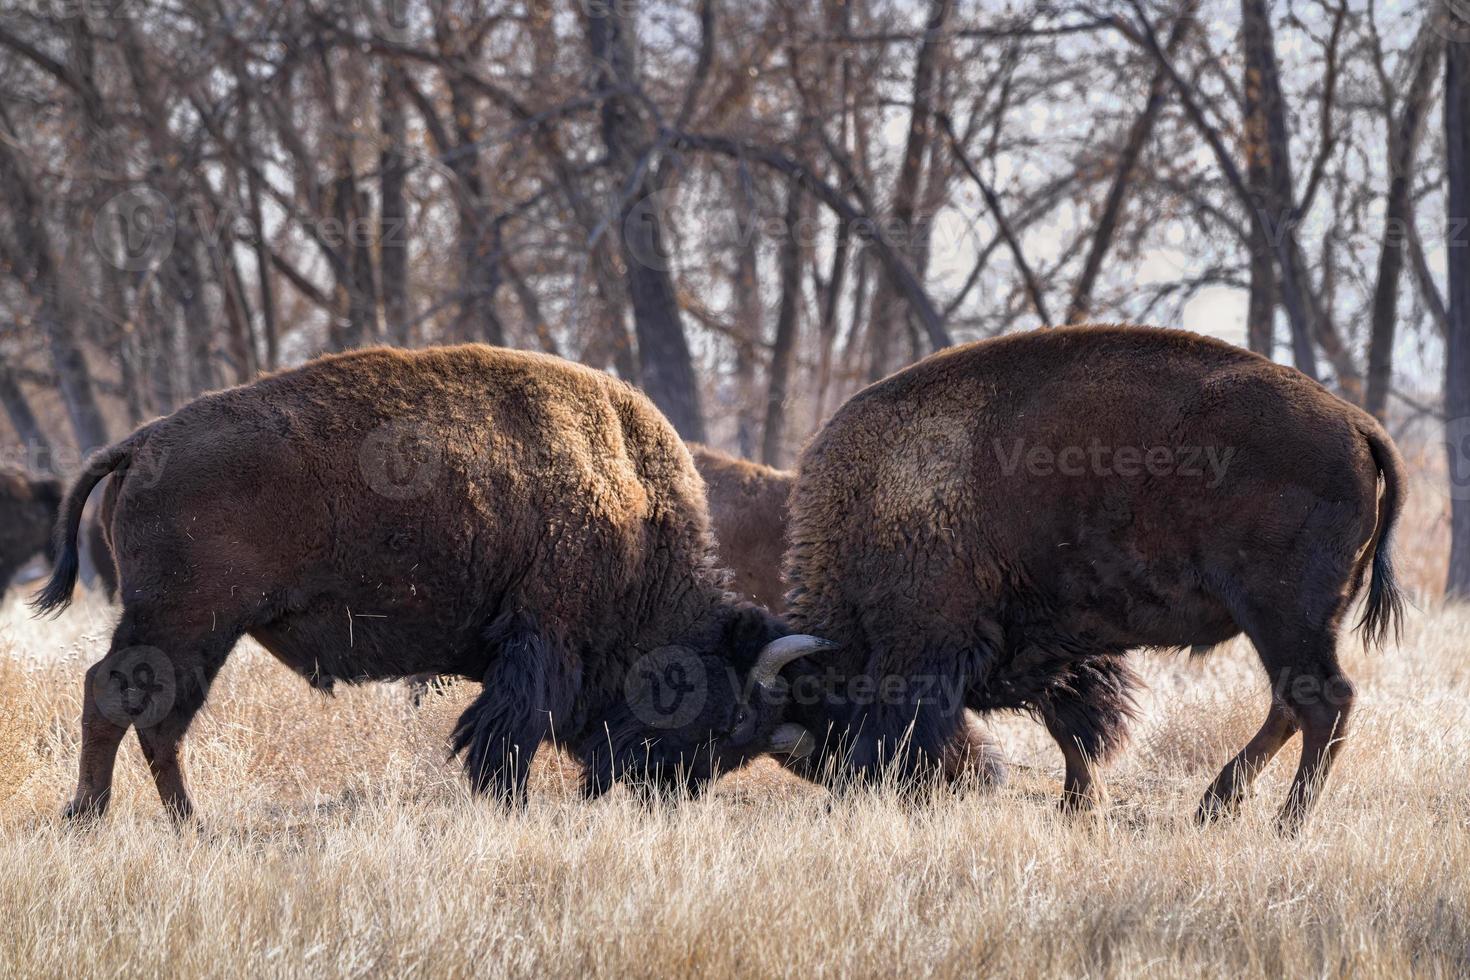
top-left (767, 723), bottom-right (816, 761)
top-left (750, 634), bottom-right (836, 690)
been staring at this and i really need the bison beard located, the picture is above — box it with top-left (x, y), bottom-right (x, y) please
top-left (34, 345), bottom-right (829, 820)
top-left (782, 325), bottom-right (1405, 832)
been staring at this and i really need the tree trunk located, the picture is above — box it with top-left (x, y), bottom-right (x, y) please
top-left (444, 75), bottom-right (505, 346)
top-left (0, 361), bottom-right (50, 460)
top-left (1067, 0), bottom-right (1197, 325)
top-left (1445, 26), bottom-right (1470, 598)
top-left (866, 0), bottom-right (952, 382)
top-left (237, 78), bottom-right (280, 370)
top-left (0, 112), bottom-right (109, 453)
top-left (733, 225), bottom-right (761, 459)
top-left (762, 185), bottom-right (805, 468)
top-left (1365, 23), bottom-right (1445, 419)
top-left (1239, 0), bottom-right (1275, 355)
top-left (587, 1), bottom-right (705, 441)
top-left (380, 59), bottom-right (411, 347)
top-left (1240, 0), bottom-right (1318, 379)
top-left (815, 217), bottom-right (851, 424)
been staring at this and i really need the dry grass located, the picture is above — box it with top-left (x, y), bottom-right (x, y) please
top-left (0, 469), bottom-right (1466, 978)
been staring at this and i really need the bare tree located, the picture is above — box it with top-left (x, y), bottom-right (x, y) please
top-left (1446, 14), bottom-right (1470, 598)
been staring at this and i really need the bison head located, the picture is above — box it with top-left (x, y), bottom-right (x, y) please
top-left (579, 616), bottom-right (834, 798)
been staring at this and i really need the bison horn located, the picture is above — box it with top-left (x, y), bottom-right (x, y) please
top-left (767, 723), bottom-right (816, 761)
top-left (750, 634), bottom-right (835, 691)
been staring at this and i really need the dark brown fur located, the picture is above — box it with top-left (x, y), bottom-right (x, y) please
top-left (688, 445), bottom-right (794, 613)
top-left (782, 325), bottom-right (1404, 830)
top-left (87, 507), bottom-right (117, 601)
top-left (36, 345), bottom-right (815, 820)
top-left (689, 443), bottom-right (1008, 786)
top-left (0, 470), bottom-right (60, 597)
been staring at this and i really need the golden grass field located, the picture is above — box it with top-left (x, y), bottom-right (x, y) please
top-left (0, 452), bottom-right (1465, 978)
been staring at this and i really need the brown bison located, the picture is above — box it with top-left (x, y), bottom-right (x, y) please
top-left (689, 442), bottom-right (1009, 786)
top-left (35, 345), bottom-right (830, 820)
top-left (780, 325), bottom-right (1404, 831)
top-left (0, 469), bottom-right (60, 598)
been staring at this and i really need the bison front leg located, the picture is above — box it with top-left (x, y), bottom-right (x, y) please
top-left (1039, 655), bottom-right (1137, 815)
top-left (451, 618), bottom-right (575, 804)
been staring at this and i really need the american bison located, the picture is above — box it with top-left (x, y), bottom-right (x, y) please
top-left (781, 325), bottom-right (1404, 831)
top-left (35, 345), bottom-right (830, 820)
top-left (0, 469), bottom-right (60, 598)
top-left (689, 441), bottom-right (1009, 787)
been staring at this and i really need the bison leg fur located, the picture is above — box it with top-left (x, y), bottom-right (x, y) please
top-left (1039, 656), bottom-right (1137, 814)
top-left (1211, 588), bottom-right (1357, 833)
top-left (1196, 699), bottom-right (1299, 824)
top-left (66, 611), bottom-right (237, 823)
top-left (451, 618), bottom-right (575, 805)
top-left (941, 712), bottom-right (1009, 790)
top-left (63, 656), bottom-right (131, 821)
top-left (1274, 663), bottom-right (1355, 835)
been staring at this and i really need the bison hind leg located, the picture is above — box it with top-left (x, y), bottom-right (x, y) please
top-left (451, 614), bottom-right (577, 804)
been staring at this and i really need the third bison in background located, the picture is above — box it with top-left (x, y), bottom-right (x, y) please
top-left (688, 443), bottom-right (1008, 787)
top-left (782, 325), bottom-right (1404, 832)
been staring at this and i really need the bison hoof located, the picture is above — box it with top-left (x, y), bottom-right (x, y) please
top-left (60, 798), bottom-right (108, 824)
top-left (1195, 793), bottom-right (1239, 826)
top-left (1055, 789), bottom-right (1099, 817)
top-left (1273, 804), bottom-right (1309, 838)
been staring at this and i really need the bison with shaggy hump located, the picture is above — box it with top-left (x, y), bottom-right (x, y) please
top-left (780, 325), bottom-right (1404, 832)
top-left (688, 442), bottom-right (1010, 787)
top-left (0, 470), bottom-right (61, 598)
top-left (34, 345), bottom-right (831, 821)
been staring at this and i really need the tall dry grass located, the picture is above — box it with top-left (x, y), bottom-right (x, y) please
top-left (0, 461), bottom-right (1464, 978)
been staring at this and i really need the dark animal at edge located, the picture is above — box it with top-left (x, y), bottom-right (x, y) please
top-left (34, 344), bottom-right (830, 821)
top-left (780, 325), bottom-right (1405, 832)
top-left (0, 470), bottom-right (61, 597)
top-left (688, 442), bottom-right (1010, 787)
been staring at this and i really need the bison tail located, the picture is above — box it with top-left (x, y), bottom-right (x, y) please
top-left (30, 439), bottom-right (136, 617)
top-left (1356, 423), bottom-right (1407, 649)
